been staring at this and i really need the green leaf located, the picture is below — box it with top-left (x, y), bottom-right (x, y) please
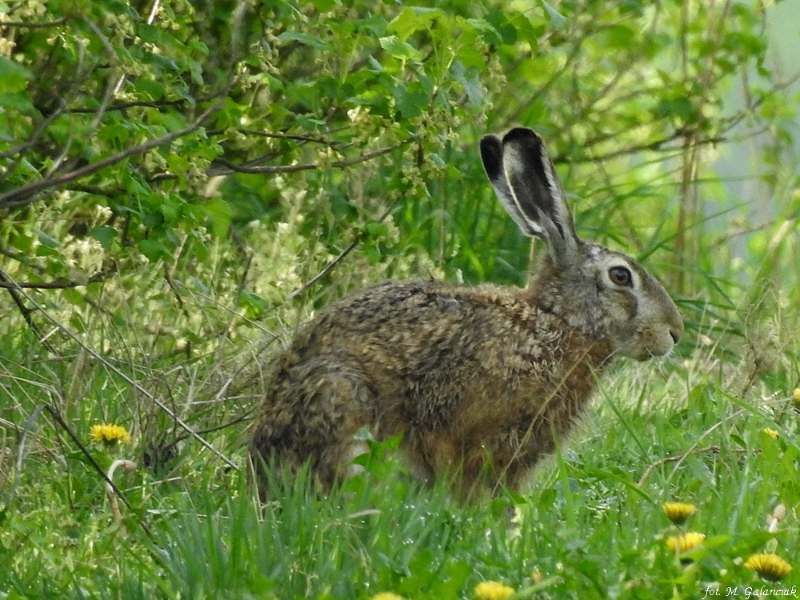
top-left (654, 96), bottom-right (695, 122)
top-left (354, 16), bottom-right (388, 37)
top-left (88, 227), bottom-right (118, 250)
top-left (98, 124), bottom-right (130, 145)
top-left (465, 18), bottom-right (504, 46)
top-left (138, 238), bottom-right (172, 262)
top-left (0, 57), bottom-right (32, 93)
top-left (379, 35), bottom-right (422, 62)
top-left (310, 0), bottom-right (335, 10)
top-left (451, 60), bottom-right (483, 104)
top-left (133, 78), bottom-right (166, 100)
top-left (138, 23), bottom-right (161, 43)
top-left (204, 198), bottom-right (232, 238)
top-left (365, 222), bottom-right (389, 237)
top-left (484, 12), bottom-right (519, 44)
top-left (158, 199), bottom-right (182, 224)
top-left (10, 233), bottom-right (34, 253)
top-left (34, 228), bottom-right (60, 249)
top-left (605, 24), bottom-right (636, 49)
top-left (0, 91), bottom-right (34, 111)
top-left (394, 85), bottom-right (429, 118)
top-left (387, 7), bottom-right (441, 42)
top-left (159, 111), bottom-right (188, 132)
top-left (277, 31), bottom-right (331, 50)
top-left (367, 55), bottom-right (383, 73)
top-left (541, 0), bottom-right (568, 30)
top-left (188, 39), bottom-right (210, 56)
top-left (63, 288), bottom-right (86, 308)
top-left (238, 290), bottom-right (271, 317)
top-left (189, 60), bottom-right (204, 86)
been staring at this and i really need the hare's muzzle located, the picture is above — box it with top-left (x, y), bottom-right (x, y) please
top-left (632, 310), bottom-right (683, 361)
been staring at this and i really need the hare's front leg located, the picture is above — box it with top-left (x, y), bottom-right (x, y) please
top-left (456, 421), bottom-right (553, 496)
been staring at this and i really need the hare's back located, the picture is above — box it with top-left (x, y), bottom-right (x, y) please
top-left (302, 279), bottom-right (537, 360)
top-left (292, 280), bottom-right (570, 401)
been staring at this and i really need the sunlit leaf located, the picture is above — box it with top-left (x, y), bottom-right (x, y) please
top-left (379, 35), bottom-right (423, 62)
top-left (277, 31), bottom-right (331, 50)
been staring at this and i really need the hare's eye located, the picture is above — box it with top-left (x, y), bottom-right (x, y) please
top-left (608, 266), bottom-right (633, 287)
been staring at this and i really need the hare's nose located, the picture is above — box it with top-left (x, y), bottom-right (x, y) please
top-left (669, 328), bottom-right (681, 345)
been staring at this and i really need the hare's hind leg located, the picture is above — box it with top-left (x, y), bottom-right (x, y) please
top-left (251, 359), bottom-right (375, 491)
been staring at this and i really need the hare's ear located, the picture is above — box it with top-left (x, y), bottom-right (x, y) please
top-left (480, 134), bottom-right (539, 237)
top-left (481, 128), bottom-right (580, 266)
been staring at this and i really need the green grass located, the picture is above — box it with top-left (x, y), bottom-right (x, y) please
top-left (1, 331), bottom-right (798, 599)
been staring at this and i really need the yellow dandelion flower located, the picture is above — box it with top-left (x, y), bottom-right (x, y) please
top-left (666, 532), bottom-right (705, 552)
top-left (89, 424), bottom-right (131, 446)
top-left (793, 388), bottom-right (800, 405)
top-left (762, 428), bottom-right (779, 439)
top-left (475, 581), bottom-right (515, 600)
top-left (370, 594), bottom-right (404, 600)
top-left (662, 502), bottom-right (696, 524)
top-left (744, 553), bottom-right (793, 582)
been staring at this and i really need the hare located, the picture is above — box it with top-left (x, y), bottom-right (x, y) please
top-left (249, 127), bottom-right (683, 497)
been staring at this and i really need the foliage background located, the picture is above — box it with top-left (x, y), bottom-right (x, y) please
top-left (0, 0), bottom-right (798, 598)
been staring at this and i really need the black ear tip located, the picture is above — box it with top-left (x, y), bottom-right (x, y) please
top-left (502, 127), bottom-right (541, 145)
top-left (479, 134), bottom-right (503, 174)
top-left (479, 134), bottom-right (502, 154)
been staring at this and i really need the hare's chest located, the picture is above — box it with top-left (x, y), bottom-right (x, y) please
top-left (476, 315), bottom-right (573, 378)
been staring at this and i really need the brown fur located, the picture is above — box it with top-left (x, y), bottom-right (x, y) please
top-left (248, 128), bottom-right (682, 498)
top-left (250, 273), bottom-right (613, 496)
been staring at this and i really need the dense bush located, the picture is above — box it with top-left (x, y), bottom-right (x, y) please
top-left (2, 0), bottom-right (797, 346)
top-left (1, 1), bottom-right (798, 597)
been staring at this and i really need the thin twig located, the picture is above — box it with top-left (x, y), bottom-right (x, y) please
top-left (1, 18), bottom-right (67, 28)
top-left (237, 129), bottom-right (348, 148)
top-left (7, 405), bottom-right (48, 507)
top-left (636, 444), bottom-right (750, 488)
top-left (0, 268), bottom-right (57, 353)
top-left (286, 238), bottom-right (363, 302)
top-left (162, 263), bottom-right (190, 319)
top-left (0, 269), bottom-right (114, 289)
top-left (68, 98), bottom-right (192, 113)
top-left (216, 254), bottom-right (252, 360)
top-left (6, 283), bottom-right (240, 471)
top-left (159, 410), bottom-right (253, 453)
top-left (81, 17), bottom-right (122, 132)
top-left (286, 199), bottom-right (401, 301)
top-left (562, 131), bottom-right (726, 165)
top-left (42, 404), bottom-right (157, 542)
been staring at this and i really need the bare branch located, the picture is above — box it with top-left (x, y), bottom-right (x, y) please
top-left (0, 268), bottom-right (114, 289)
top-left (236, 129), bottom-right (350, 148)
top-left (81, 17), bottom-right (123, 132)
top-left (0, 99), bottom-right (222, 209)
top-left (1, 18), bottom-right (67, 28)
top-left (69, 98), bottom-right (192, 113)
top-left (563, 132), bottom-right (727, 164)
top-left (0, 268), bottom-right (45, 340)
top-left (0, 268), bottom-right (59, 354)
top-left (207, 139), bottom-right (412, 176)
